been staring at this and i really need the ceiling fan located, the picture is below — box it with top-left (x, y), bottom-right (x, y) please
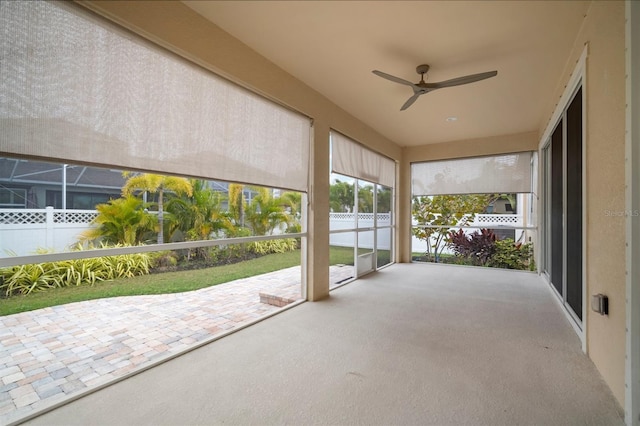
top-left (372, 64), bottom-right (497, 111)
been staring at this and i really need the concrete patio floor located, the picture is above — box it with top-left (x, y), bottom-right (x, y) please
top-left (19, 263), bottom-right (625, 426)
top-left (0, 265), bottom-right (354, 425)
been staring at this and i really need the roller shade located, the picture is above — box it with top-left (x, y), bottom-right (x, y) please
top-left (0, 1), bottom-right (310, 192)
top-left (331, 132), bottom-right (395, 187)
top-left (412, 152), bottom-right (533, 196)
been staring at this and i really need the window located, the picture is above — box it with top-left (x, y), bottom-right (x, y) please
top-left (0, 188), bottom-right (27, 208)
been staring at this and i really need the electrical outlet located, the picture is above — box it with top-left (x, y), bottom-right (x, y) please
top-left (591, 294), bottom-right (609, 315)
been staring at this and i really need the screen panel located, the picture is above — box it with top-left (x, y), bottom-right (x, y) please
top-left (412, 152), bottom-right (533, 196)
top-left (0, 1), bottom-right (310, 192)
top-left (331, 132), bottom-right (395, 188)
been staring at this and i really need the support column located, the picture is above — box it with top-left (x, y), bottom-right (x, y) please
top-left (397, 147), bottom-right (412, 263)
top-left (625, 2), bottom-right (640, 424)
top-left (306, 121), bottom-right (330, 301)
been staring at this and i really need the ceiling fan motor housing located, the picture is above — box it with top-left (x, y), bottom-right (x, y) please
top-left (416, 64), bottom-right (430, 75)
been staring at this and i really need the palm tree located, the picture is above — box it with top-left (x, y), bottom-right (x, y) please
top-left (357, 184), bottom-right (374, 213)
top-left (245, 186), bottom-right (290, 235)
top-left (279, 191), bottom-right (302, 232)
top-left (279, 191), bottom-right (301, 215)
top-left (122, 173), bottom-right (193, 244)
top-left (227, 183), bottom-right (246, 228)
top-left (376, 186), bottom-right (392, 213)
top-left (167, 179), bottom-right (232, 241)
top-left (81, 195), bottom-right (156, 245)
top-left (166, 179), bottom-right (233, 260)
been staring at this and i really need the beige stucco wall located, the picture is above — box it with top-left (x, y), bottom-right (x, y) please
top-left (539, 1), bottom-right (626, 407)
top-left (76, 0), bottom-right (402, 302)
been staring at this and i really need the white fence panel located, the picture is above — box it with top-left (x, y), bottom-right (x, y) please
top-left (0, 208), bottom-right (97, 257)
top-left (1, 209), bottom-right (527, 258)
top-left (411, 214), bottom-right (525, 255)
top-left (1, 209), bottom-right (528, 258)
top-left (329, 213), bottom-right (391, 250)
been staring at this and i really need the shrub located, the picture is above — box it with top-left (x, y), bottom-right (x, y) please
top-left (203, 243), bottom-right (253, 265)
top-left (286, 223), bottom-right (302, 234)
top-left (249, 238), bottom-right (298, 255)
top-left (448, 229), bottom-right (497, 266)
top-left (0, 262), bottom-right (64, 296)
top-left (488, 239), bottom-right (534, 270)
top-left (102, 252), bottom-right (151, 278)
top-left (150, 251), bottom-right (179, 269)
top-left (224, 243), bottom-right (252, 262)
top-left (448, 230), bottom-right (534, 271)
top-left (0, 247), bottom-right (152, 297)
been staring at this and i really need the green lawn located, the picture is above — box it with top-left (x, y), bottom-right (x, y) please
top-left (329, 245), bottom-right (391, 266)
top-left (0, 246), bottom-right (384, 317)
top-left (0, 250), bottom-right (301, 317)
top-left (329, 245), bottom-right (355, 265)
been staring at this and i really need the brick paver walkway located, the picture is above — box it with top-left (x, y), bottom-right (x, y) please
top-left (0, 265), bottom-right (354, 424)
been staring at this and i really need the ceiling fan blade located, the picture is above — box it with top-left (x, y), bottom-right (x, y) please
top-left (426, 70), bottom-right (497, 89)
top-left (400, 93), bottom-right (421, 111)
top-left (372, 70), bottom-right (416, 87)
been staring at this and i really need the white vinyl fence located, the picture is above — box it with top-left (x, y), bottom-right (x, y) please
top-left (411, 213), bottom-right (526, 255)
top-left (0, 208), bottom-right (98, 257)
top-left (1, 209), bottom-right (394, 257)
top-left (329, 212), bottom-right (392, 250)
top-left (0, 208), bottom-right (525, 258)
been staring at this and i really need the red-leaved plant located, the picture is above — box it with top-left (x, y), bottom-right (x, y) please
top-left (448, 228), bottom-right (497, 266)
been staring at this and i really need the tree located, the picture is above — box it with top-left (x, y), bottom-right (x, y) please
top-left (412, 194), bottom-right (490, 262)
top-left (244, 186), bottom-right (290, 235)
top-left (122, 173), bottom-right (193, 244)
top-left (487, 193), bottom-right (517, 213)
top-left (81, 195), bottom-right (156, 245)
top-left (357, 184), bottom-right (374, 213)
top-left (376, 186), bottom-right (392, 213)
top-left (165, 179), bottom-right (233, 260)
top-left (329, 179), bottom-right (355, 212)
top-left (166, 179), bottom-right (232, 242)
top-left (227, 183), bottom-right (246, 229)
top-left (279, 191), bottom-right (303, 232)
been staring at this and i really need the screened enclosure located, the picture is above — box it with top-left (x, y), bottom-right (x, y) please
top-left (329, 131), bottom-right (395, 287)
top-left (410, 152), bottom-right (536, 270)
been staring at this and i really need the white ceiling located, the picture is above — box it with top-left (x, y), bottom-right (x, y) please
top-left (183, 1), bottom-right (590, 147)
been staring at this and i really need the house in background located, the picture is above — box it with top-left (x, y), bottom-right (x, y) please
top-left (0, 157), bottom-right (262, 211)
top-left (0, 158), bottom-right (124, 209)
top-left (0, 156), bottom-right (266, 255)
top-left (1, 1), bottom-right (638, 424)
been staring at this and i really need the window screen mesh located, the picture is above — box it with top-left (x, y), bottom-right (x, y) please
top-left (0, 1), bottom-right (310, 192)
top-left (331, 131), bottom-right (395, 187)
top-left (411, 152), bottom-right (533, 196)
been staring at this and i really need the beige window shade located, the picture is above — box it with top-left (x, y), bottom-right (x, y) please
top-left (0, 1), bottom-right (310, 192)
top-left (412, 152), bottom-right (533, 196)
top-left (331, 132), bottom-right (395, 188)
